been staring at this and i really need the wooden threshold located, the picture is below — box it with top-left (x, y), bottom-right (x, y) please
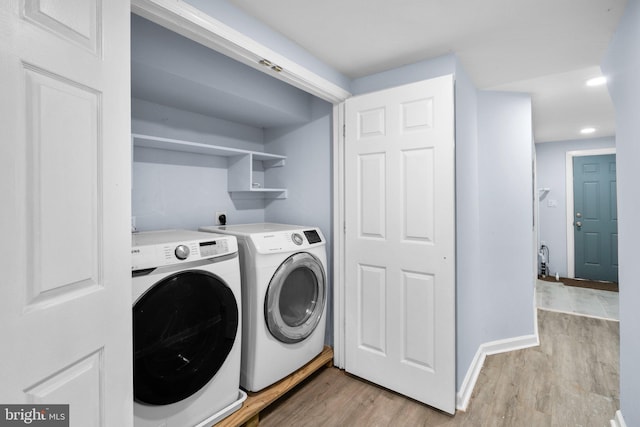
top-left (216, 346), bottom-right (334, 427)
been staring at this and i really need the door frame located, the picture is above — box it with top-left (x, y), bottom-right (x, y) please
top-left (565, 147), bottom-right (616, 278)
top-left (332, 103), bottom-right (347, 368)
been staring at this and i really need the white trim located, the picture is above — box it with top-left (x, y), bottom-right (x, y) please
top-left (610, 410), bottom-right (627, 427)
top-left (565, 148), bottom-right (616, 278)
top-left (332, 102), bottom-right (346, 369)
top-left (538, 307), bottom-right (619, 322)
top-left (533, 284), bottom-right (540, 346)
top-left (456, 333), bottom-right (540, 411)
top-left (130, 0), bottom-right (351, 104)
top-left (456, 345), bottom-right (485, 411)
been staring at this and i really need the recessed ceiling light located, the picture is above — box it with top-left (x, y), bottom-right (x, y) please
top-left (580, 127), bottom-right (596, 134)
top-left (586, 76), bottom-right (607, 87)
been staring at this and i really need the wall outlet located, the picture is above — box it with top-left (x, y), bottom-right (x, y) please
top-left (215, 211), bottom-right (227, 225)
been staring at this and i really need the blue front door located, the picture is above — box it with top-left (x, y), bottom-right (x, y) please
top-left (573, 154), bottom-right (618, 282)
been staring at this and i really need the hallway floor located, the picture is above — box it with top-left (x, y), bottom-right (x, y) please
top-left (536, 279), bottom-right (619, 321)
top-left (258, 310), bottom-right (619, 426)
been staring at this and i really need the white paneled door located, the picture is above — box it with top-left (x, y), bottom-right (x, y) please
top-left (0, 1), bottom-right (132, 426)
top-left (344, 76), bottom-right (456, 414)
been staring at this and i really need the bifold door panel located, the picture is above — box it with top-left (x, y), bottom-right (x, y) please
top-left (344, 76), bottom-right (456, 414)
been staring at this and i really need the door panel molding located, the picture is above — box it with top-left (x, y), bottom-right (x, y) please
top-left (24, 63), bottom-right (103, 312)
top-left (23, 0), bottom-right (102, 54)
top-left (565, 147), bottom-right (616, 278)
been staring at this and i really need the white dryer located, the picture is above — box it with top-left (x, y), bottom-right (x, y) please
top-left (131, 229), bottom-right (244, 427)
top-left (199, 223), bottom-right (328, 392)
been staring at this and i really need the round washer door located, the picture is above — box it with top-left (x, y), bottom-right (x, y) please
top-left (133, 270), bottom-right (238, 405)
top-left (265, 252), bottom-right (326, 344)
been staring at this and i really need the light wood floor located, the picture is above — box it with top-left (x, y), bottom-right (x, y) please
top-left (258, 310), bottom-right (619, 427)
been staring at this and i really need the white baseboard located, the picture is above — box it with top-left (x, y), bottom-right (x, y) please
top-left (610, 410), bottom-right (627, 427)
top-left (456, 346), bottom-right (485, 411)
top-left (456, 333), bottom-right (540, 411)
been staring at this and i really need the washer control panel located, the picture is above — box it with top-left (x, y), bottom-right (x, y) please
top-left (132, 230), bottom-right (237, 271)
top-left (291, 233), bottom-right (303, 245)
top-left (174, 244), bottom-right (190, 260)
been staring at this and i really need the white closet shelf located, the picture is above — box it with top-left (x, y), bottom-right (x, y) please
top-left (132, 134), bottom-right (285, 162)
top-left (229, 188), bottom-right (288, 200)
top-left (132, 133), bottom-right (287, 199)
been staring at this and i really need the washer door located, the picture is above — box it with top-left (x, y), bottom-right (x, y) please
top-left (133, 270), bottom-right (238, 405)
top-left (265, 252), bottom-right (326, 344)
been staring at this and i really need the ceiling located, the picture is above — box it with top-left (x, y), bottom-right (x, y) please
top-left (228, 0), bottom-right (627, 142)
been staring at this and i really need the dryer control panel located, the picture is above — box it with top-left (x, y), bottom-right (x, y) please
top-left (250, 228), bottom-right (325, 254)
top-left (132, 229), bottom-right (238, 271)
top-left (198, 223), bottom-right (325, 255)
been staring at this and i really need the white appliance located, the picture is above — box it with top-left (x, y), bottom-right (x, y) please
top-left (131, 229), bottom-right (244, 427)
top-left (199, 223), bottom-right (328, 392)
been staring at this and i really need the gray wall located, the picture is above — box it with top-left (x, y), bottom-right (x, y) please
top-left (132, 98), bottom-right (266, 231)
top-left (130, 10), bottom-right (334, 233)
top-left (132, 96), bottom-right (335, 339)
top-left (601, 0), bottom-right (640, 424)
top-left (456, 87), bottom-right (536, 392)
top-left (264, 97), bottom-right (334, 343)
top-left (131, 14), bottom-right (314, 128)
top-left (350, 54), bottom-right (457, 95)
top-left (452, 59), bottom-right (483, 391)
top-left (535, 137), bottom-right (616, 278)
top-left (131, 95), bottom-right (333, 233)
top-left (477, 91), bottom-right (535, 342)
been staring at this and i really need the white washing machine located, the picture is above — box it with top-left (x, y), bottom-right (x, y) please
top-left (131, 229), bottom-right (244, 427)
top-left (199, 223), bottom-right (328, 392)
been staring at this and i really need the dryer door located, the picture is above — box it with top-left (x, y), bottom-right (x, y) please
top-left (265, 252), bottom-right (326, 344)
top-left (133, 270), bottom-right (238, 405)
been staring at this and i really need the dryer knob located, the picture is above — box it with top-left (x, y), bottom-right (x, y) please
top-left (292, 233), bottom-right (303, 245)
top-left (175, 244), bottom-right (190, 260)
